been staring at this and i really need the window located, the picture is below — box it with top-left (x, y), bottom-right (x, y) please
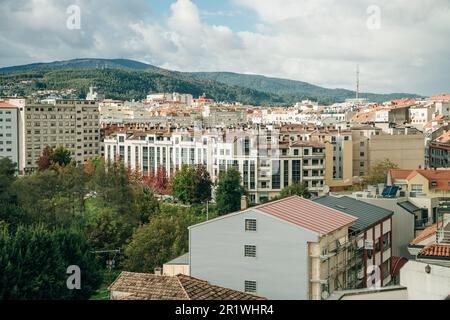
top-left (411, 184), bottom-right (423, 193)
top-left (245, 219), bottom-right (257, 232)
top-left (244, 281), bottom-right (257, 294)
top-left (244, 245), bottom-right (256, 257)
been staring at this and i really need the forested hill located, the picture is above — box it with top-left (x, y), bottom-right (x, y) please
top-left (0, 58), bottom-right (420, 105)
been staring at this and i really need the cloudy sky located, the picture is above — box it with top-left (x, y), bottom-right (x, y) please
top-left (1, 0), bottom-right (449, 95)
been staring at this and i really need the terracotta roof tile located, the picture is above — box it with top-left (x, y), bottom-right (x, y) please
top-left (109, 272), bottom-right (265, 300)
top-left (418, 243), bottom-right (450, 258)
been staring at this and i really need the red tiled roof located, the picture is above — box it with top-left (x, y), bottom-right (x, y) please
top-left (410, 224), bottom-right (438, 245)
top-left (253, 196), bottom-right (357, 235)
top-left (290, 140), bottom-right (325, 148)
top-left (0, 102), bottom-right (16, 108)
top-left (389, 169), bottom-right (450, 190)
top-left (418, 243), bottom-right (450, 258)
top-left (430, 94), bottom-right (450, 101)
top-left (109, 272), bottom-right (266, 300)
top-left (389, 169), bottom-right (414, 180)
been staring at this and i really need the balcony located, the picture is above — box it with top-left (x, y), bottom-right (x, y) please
top-left (415, 217), bottom-right (432, 229)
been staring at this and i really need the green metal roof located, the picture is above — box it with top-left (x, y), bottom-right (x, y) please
top-left (312, 196), bottom-right (393, 232)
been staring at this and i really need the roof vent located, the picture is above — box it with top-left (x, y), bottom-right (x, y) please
top-left (335, 205), bottom-right (347, 210)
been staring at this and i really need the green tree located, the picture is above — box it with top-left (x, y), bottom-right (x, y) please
top-left (215, 168), bottom-right (246, 215)
top-left (172, 165), bottom-right (212, 204)
top-left (123, 206), bottom-right (201, 272)
top-left (363, 159), bottom-right (399, 186)
top-left (51, 146), bottom-right (73, 167)
top-left (0, 224), bottom-right (101, 300)
top-left (278, 182), bottom-right (311, 199)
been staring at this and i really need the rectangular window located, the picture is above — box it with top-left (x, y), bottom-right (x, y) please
top-left (245, 219), bottom-right (257, 232)
top-left (244, 281), bottom-right (257, 294)
top-left (272, 160), bottom-right (281, 190)
top-left (292, 160), bottom-right (301, 183)
top-left (244, 245), bottom-right (256, 258)
top-left (283, 160), bottom-right (289, 188)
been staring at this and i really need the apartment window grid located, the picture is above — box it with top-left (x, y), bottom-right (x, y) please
top-left (245, 219), bottom-right (257, 232)
top-left (244, 245), bottom-right (256, 258)
top-left (244, 281), bottom-right (257, 294)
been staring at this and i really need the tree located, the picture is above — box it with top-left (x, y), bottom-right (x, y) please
top-left (36, 146), bottom-right (72, 170)
top-left (51, 146), bottom-right (72, 167)
top-left (0, 224), bottom-right (101, 300)
top-left (0, 158), bottom-right (16, 200)
top-left (171, 165), bottom-right (212, 204)
top-left (36, 146), bottom-right (53, 171)
top-left (215, 168), bottom-right (246, 215)
top-left (363, 159), bottom-right (399, 186)
top-left (124, 206), bottom-right (201, 272)
top-left (278, 182), bottom-right (311, 199)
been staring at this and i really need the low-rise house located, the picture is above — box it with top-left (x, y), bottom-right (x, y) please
top-left (109, 272), bottom-right (265, 300)
top-left (387, 168), bottom-right (450, 224)
top-left (189, 196), bottom-right (358, 300)
top-left (163, 253), bottom-right (190, 276)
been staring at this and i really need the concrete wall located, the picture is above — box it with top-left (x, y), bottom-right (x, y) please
top-left (189, 209), bottom-right (318, 300)
top-left (368, 134), bottom-right (425, 169)
top-left (163, 264), bottom-right (190, 277)
top-left (400, 260), bottom-right (450, 300)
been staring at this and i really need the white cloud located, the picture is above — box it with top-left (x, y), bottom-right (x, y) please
top-left (0, 0), bottom-right (449, 95)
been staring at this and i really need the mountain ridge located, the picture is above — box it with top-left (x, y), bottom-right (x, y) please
top-left (0, 58), bottom-right (421, 105)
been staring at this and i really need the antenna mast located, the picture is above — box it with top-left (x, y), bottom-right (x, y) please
top-left (356, 65), bottom-right (360, 99)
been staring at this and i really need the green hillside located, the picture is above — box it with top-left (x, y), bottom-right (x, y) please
top-left (0, 58), bottom-right (420, 105)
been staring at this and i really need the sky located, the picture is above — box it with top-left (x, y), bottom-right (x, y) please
top-left (0, 0), bottom-right (449, 95)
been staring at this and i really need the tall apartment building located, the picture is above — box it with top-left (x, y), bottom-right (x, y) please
top-left (0, 102), bottom-right (20, 169)
top-left (310, 129), bottom-right (353, 191)
top-left (23, 99), bottom-right (100, 172)
top-left (104, 126), bottom-right (327, 203)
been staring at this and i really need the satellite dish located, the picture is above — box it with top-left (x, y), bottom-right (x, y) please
top-left (323, 185), bottom-right (330, 194)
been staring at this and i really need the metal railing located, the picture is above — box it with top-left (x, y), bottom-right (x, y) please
top-left (436, 230), bottom-right (450, 245)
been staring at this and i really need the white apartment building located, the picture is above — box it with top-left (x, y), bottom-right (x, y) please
top-left (410, 105), bottom-right (434, 130)
top-left (104, 127), bottom-right (327, 203)
top-left (189, 196), bottom-right (358, 299)
top-left (0, 102), bottom-right (20, 169)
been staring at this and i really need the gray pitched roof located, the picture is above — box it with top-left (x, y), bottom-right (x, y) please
top-left (397, 201), bottom-right (421, 214)
top-left (164, 252), bottom-right (189, 265)
top-left (312, 196), bottom-right (393, 232)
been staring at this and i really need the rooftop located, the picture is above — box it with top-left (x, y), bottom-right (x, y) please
top-left (164, 253), bottom-right (189, 265)
top-left (109, 272), bottom-right (265, 300)
top-left (418, 243), bottom-right (450, 259)
top-left (253, 196), bottom-right (357, 235)
top-left (312, 196), bottom-right (393, 233)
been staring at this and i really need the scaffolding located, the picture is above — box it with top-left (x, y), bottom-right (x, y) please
top-left (312, 229), bottom-right (366, 299)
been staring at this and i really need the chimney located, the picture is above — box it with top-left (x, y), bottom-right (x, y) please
top-left (154, 267), bottom-right (162, 276)
top-left (241, 195), bottom-right (248, 210)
